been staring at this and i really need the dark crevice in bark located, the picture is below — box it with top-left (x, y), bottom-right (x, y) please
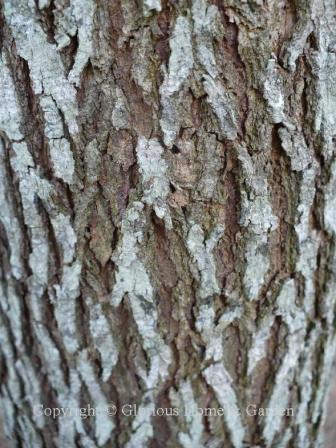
top-left (1, 139), bottom-right (32, 277)
top-left (62, 32), bottom-right (79, 76)
top-left (217, 6), bottom-right (249, 138)
top-left (8, 52), bottom-right (48, 168)
top-left (218, 146), bottom-right (242, 294)
top-left (269, 124), bottom-right (299, 284)
top-left (0, 3), bottom-right (5, 54)
top-left (36, 0), bottom-right (57, 45)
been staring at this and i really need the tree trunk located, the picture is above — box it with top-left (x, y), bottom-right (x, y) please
top-left (1, 0), bottom-right (336, 447)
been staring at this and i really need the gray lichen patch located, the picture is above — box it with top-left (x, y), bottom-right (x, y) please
top-left (160, 15), bottom-right (194, 146)
top-left (40, 95), bottom-right (75, 184)
top-left (131, 27), bottom-right (155, 96)
top-left (0, 141), bottom-right (24, 279)
top-left (49, 138), bottom-right (75, 184)
top-left (263, 279), bottom-right (306, 445)
top-left (4, 0), bottom-right (79, 135)
top-left (203, 364), bottom-right (245, 448)
top-left (296, 326), bottom-right (321, 446)
top-left (51, 214), bottom-right (77, 264)
top-left (237, 144), bottom-right (278, 300)
top-left (110, 202), bottom-right (171, 388)
top-left (196, 133), bottom-right (223, 200)
top-left (192, 0), bottom-right (223, 78)
top-left (0, 45), bottom-right (83, 378)
top-left (40, 95), bottom-right (64, 139)
top-left (186, 220), bottom-right (244, 446)
top-left (11, 150), bottom-right (50, 292)
top-left (161, 16), bottom-right (194, 96)
top-left (112, 87), bottom-right (131, 131)
top-left (263, 57), bottom-right (285, 124)
top-left (54, 261), bottom-right (82, 354)
top-left (295, 168), bottom-right (319, 315)
top-left (0, 55), bottom-right (24, 140)
top-left (203, 75), bottom-right (238, 140)
top-left (110, 202), bottom-right (153, 307)
top-left (278, 126), bottom-right (313, 172)
top-left (243, 235), bottom-right (270, 301)
top-left (125, 391), bottom-right (155, 448)
top-left (136, 136), bottom-right (172, 228)
top-left (281, 14), bottom-right (314, 73)
top-left (248, 315), bottom-right (275, 375)
top-left (187, 222), bottom-right (224, 300)
top-left (67, 0), bottom-right (96, 86)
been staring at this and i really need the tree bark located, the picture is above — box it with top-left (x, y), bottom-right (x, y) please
top-left (0, 0), bottom-right (336, 447)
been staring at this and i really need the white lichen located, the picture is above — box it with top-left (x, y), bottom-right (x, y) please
top-left (40, 95), bottom-right (64, 139)
top-left (312, 333), bottom-right (336, 433)
top-left (324, 159), bottom-right (336, 234)
top-left (49, 138), bottom-right (75, 184)
top-left (13, 163), bottom-right (50, 292)
top-left (4, 0), bottom-right (79, 134)
top-left (161, 16), bottom-right (194, 96)
top-left (77, 350), bottom-right (114, 446)
top-left (126, 391), bottom-right (155, 448)
top-left (86, 297), bottom-right (119, 382)
top-left (263, 57), bottom-right (285, 124)
top-left (51, 214), bottom-right (77, 264)
top-left (68, 0), bottom-right (95, 86)
top-left (248, 315), bottom-right (274, 375)
top-left (110, 202), bottom-right (153, 307)
top-left (0, 282), bottom-right (24, 350)
top-left (170, 380), bottom-right (204, 448)
top-left (204, 364), bottom-right (244, 448)
top-left (143, 0), bottom-right (161, 16)
top-left (38, 0), bottom-right (51, 8)
top-left (296, 168), bottom-right (319, 314)
top-left (15, 355), bottom-right (44, 428)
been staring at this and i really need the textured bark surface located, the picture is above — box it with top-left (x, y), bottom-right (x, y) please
top-left (1, 0), bottom-right (336, 447)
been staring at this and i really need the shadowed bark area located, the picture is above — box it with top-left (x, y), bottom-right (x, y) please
top-left (0, 0), bottom-right (336, 447)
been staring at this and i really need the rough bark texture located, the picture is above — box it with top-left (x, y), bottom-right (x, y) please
top-left (1, 0), bottom-right (336, 447)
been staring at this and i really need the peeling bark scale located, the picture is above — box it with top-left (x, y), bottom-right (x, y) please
top-left (0, 0), bottom-right (336, 447)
